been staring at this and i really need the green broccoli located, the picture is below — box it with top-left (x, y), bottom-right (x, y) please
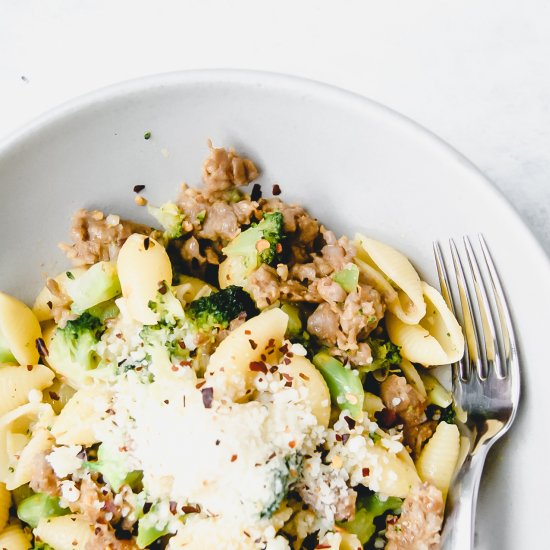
top-left (363, 337), bottom-right (402, 373)
top-left (187, 285), bottom-right (257, 332)
top-left (84, 443), bottom-right (142, 492)
top-left (332, 263), bottom-right (360, 293)
top-left (338, 492), bottom-right (402, 544)
top-left (136, 505), bottom-right (171, 549)
top-left (261, 454), bottom-right (303, 519)
top-left (17, 493), bottom-right (69, 528)
top-left (66, 261), bottom-right (121, 314)
top-left (49, 312), bottom-right (105, 372)
top-left (220, 212), bottom-right (284, 286)
top-left (148, 201), bottom-right (185, 240)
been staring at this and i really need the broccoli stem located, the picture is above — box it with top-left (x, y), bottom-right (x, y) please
top-left (17, 493), bottom-right (68, 528)
top-left (312, 351), bottom-right (364, 420)
top-left (338, 493), bottom-right (402, 544)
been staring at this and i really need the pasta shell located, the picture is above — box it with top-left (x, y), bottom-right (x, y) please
top-left (416, 421), bottom-right (460, 500)
top-left (354, 234), bottom-right (426, 324)
top-left (279, 355), bottom-right (331, 427)
top-left (0, 364), bottom-right (54, 417)
top-left (117, 234), bottom-right (172, 325)
top-left (0, 402), bottom-right (55, 488)
top-left (0, 524), bottom-right (32, 550)
top-left (205, 308), bottom-right (288, 402)
top-left (386, 282), bottom-right (464, 367)
top-left (363, 444), bottom-right (421, 498)
top-left (50, 387), bottom-right (106, 446)
top-left (338, 531), bottom-right (363, 550)
top-left (0, 292), bottom-right (42, 365)
top-left (34, 515), bottom-right (94, 550)
top-left (0, 482), bottom-right (10, 532)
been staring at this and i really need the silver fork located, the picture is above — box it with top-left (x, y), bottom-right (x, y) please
top-left (433, 235), bottom-right (520, 550)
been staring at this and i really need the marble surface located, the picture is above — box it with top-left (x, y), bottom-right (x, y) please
top-left (1, 0), bottom-right (549, 255)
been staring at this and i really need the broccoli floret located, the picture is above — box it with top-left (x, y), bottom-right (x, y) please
top-left (148, 201), bottom-right (185, 240)
top-left (49, 312), bottom-right (105, 372)
top-left (222, 211), bottom-right (284, 270)
top-left (17, 493), bottom-right (68, 528)
top-left (261, 454), bottom-right (303, 519)
top-left (338, 492), bottom-right (402, 544)
top-left (84, 444), bottom-right (142, 492)
top-left (364, 337), bottom-right (402, 372)
top-left (332, 263), bottom-right (360, 293)
top-left (187, 285), bottom-right (257, 332)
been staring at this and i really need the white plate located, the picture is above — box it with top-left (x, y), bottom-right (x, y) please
top-left (1, 71), bottom-right (549, 548)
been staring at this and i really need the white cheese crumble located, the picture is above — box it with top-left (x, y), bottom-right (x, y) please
top-left (46, 445), bottom-right (83, 477)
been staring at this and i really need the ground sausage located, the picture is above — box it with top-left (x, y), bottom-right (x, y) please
top-left (385, 482), bottom-right (444, 550)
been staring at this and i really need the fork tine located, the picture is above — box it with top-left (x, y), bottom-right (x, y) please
top-left (433, 241), bottom-right (469, 381)
top-left (463, 236), bottom-right (502, 380)
top-left (478, 235), bottom-right (519, 380)
top-left (450, 239), bottom-right (482, 380)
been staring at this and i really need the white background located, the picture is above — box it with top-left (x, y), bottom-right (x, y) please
top-left (1, 0), bottom-right (549, 254)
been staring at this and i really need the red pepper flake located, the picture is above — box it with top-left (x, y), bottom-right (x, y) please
top-left (282, 373), bottom-right (294, 382)
top-left (377, 408), bottom-right (398, 428)
top-left (288, 440), bottom-right (296, 449)
top-left (215, 439), bottom-right (220, 446)
top-left (133, 184), bottom-right (145, 193)
top-left (171, 365), bottom-right (179, 372)
top-left (179, 360), bottom-right (192, 367)
top-left (249, 361), bottom-right (268, 374)
top-left (118, 445), bottom-right (128, 452)
top-left (283, 357), bottom-right (291, 365)
top-left (48, 391), bottom-right (60, 401)
top-left (251, 183), bottom-right (262, 201)
top-left (169, 501), bottom-right (177, 515)
top-left (269, 365), bottom-right (278, 373)
top-left (362, 467), bottom-right (370, 477)
top-left (181, 504), bottom-right (201, 514)
top-left (196, 380), bottom-right (206, 389)
top-left (267, 338), bottom-right (275, 348)
top-left (341, 433), bottom-right (350, 445)
top-left (284, 381), bottom-right (293, 387)
top-left (231, 454), bottom-right (238, 462)
top-left (272, 184), bottom-right (282, 195)
top-left (387, 515), bottom-right (398, 525)
top-left (163, 399), bottom-right (169, 405)
top-left (244, 329), bottom-right (251, 335)
top-left (248, 339), bottom-right (258, 350)
top-left (105, 408), bottom-right (115, 415)
top-left (344, 416), bottom-right (356, 430)
top-left (26, 365), bottom-right (33, 371)
top-left (279, 343), bottom-right (289, 354)
top-left (201, 387), bottom-right (213, 408)
top-left (260, 354), bottom-right (267, 361)
top-left (46, 300), bottom-right (53, 310)
top-left (143, 237), bottom-right (150, 250)
top-left (94, 526), bottom-right (102, 535)
top-left (275, 242), bottom-right (283, 253)
top-left (268, 452), bottom-right (276, 460)
top-left (35, 337), bottom-right (48, 357)
top-left (158, 281), bottom-right (168, 295)
top-left (299, 372), bottom-right (310, 381)
top-left (315, 545), bottom-right (331, 549)
top-left (177, 340), bottom-right (186, 349)
top-left (286, 351), bottom-right (294, 358)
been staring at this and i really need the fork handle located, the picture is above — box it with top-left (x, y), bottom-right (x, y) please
top-left (442, 446), bottom-right (489, 549)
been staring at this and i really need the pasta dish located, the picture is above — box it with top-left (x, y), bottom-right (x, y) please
top-left (0, 143), bottom-right (464, 550)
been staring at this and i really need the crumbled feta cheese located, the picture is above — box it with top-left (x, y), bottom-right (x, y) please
top-left (60, 480), bottom-right (80, 502)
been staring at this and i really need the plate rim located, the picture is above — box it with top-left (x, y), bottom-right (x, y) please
top-left (1, 68), bottom-right (548, 273)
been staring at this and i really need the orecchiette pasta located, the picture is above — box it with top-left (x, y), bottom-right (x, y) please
top-left (205, 308), bottom-right (288, 402)
top-left (117, 234), bottom-right (172, 325)
top-left (32, 267), bottom-right (87, 322)
top-left (0, 364), bottom-right (54, 417)
top-left (354, 234), bottom-right (426, 325)
top-left (0, 402), bottom-right (55, 489)
top-left (0, 482), bottom-right (10, 532)
top-left (386, 282), bottom-right (464, 367)
top-left (0, 292), bottom-right (42, 366)
top-left (50, 387), bottom-right (105, 446)
top-left (0, 524), bottom-right (32, 550)
top-left (399, 358), bottom-right (427, 398)
top-left (34, 515), bottom-right (94, 550)
top-left (416, 421), bottom-right (460, 500)
top-left (338, 530), bottom-right (363, 550)
top-left (278, 355), bottom-right (331, 427)
top-left (173, 274), bottom-right (214, 304)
